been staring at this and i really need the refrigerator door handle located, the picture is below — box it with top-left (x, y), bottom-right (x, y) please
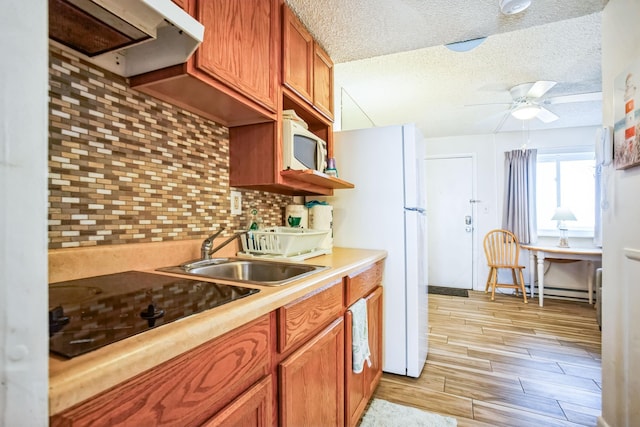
top-left (405, 207), bottom-right (426, 214)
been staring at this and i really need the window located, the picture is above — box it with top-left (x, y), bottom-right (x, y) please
top-left (536, 149), bottom-right (596, 237)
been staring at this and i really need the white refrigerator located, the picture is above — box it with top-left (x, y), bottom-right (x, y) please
top-left (320, 124), bottom-right (428, 377)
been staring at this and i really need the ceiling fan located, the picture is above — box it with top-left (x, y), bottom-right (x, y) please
top-left (472, 81), bottom-right (603, 133)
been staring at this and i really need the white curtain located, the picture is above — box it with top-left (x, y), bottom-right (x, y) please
top-left (502, 149), bottom-right (537, 244)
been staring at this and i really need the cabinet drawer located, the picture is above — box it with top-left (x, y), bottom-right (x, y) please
top-left (278, 279), bottom-right (344, 353)
top-left (51, 314), bottom-right (272, 427)
top-left (345, 261), bottom-right (384, 307)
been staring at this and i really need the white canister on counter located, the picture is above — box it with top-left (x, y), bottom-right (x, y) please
top-left (285, 204), bottom-right (308, 228)
top-left (308, 204), bottom-right (333, 251)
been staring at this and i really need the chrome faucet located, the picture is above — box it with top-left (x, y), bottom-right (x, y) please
top-left (200, 228), bottom-right (250, 260)
top-left (207, 230), bottom-right (250, 258)
top-left (200, 228), bottom-right (225, 260)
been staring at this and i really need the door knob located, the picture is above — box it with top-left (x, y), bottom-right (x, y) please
top-left (465, 215), bottom-right (472, 225)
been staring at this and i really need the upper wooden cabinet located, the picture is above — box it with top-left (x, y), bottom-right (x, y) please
top-left (130, 0), bottom-right (280, 127)
top-left (131, 0), bottom-right (348, 196)
top-left (282, 5), bottom-right (313, 102)
top-left (313, 44), bottom-right (334, 119)
top-left (196, 0), bottom-right (279, 110)
top-left (282, 5), bottom-right (334, 121)
top-left (229, 100), bottom-right (354, 196)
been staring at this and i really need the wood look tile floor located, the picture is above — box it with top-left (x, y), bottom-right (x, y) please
top-left (373, 291), bottom-right (602, 426)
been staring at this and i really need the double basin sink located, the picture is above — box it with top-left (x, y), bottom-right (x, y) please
top-left (158, 258), bottom-right (329, 286)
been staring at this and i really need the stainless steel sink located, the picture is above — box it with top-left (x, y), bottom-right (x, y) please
top-left (157, 258), bottom-right (328, 286)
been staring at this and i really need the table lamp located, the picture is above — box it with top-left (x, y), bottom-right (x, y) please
top-left (551, 207), bottom-right (577, 248)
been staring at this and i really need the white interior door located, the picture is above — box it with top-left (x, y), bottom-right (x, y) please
top-left (426, 156), bottom-right (474, 289)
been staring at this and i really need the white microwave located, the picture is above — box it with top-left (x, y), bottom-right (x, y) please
top-left (282, 118), bottom-right (328, 173)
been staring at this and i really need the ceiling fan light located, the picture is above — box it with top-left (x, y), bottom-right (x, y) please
top-left (511, 104), bottom-right (540, 120)
top-left (499, 0), bottom-right (532, 15)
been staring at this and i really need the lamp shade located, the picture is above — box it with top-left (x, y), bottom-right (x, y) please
top-left (500, 0), bottom-right (532, 15)
top-left (551, 207), bottom-right (577, 221)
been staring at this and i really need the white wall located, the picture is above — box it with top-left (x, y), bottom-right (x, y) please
top-left (426, 125), bottom-right (599, 293)
top-left (0, 1), bottom-right (49, 425)
top-left (601, 0), bottom-right (640, 425)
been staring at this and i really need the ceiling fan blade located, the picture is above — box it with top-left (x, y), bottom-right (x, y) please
top-left (465, 102), bottom-right (512, 107)
top-left (527, 81), bottom-right (557, 99)
top-left (536, 106), bottom-right (559, 123)
top-left (544, 92), bottom-right (603, 105)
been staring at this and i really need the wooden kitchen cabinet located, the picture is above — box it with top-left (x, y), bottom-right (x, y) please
top-left (132, 0), bottom-right (346, 195)
top-left (313, 43), bottom-right (334, 119)
top-left (48, 261), bottom-right (386, 427)
top-left (344, 262), bottom-right (384, 426)
top-left (345, 287), bottom-right (383, 427)
top-left (282, 4), bottom-right (313, 103)
top-left (195, 0), bottom-right (279, 111)
top-left (229, 13), bottom-right (348, 197)
top-left (202, 376), bottom-right (273, 427)
top-left (277, 278), bottom-right (345, 354)
top-left (50, 314), bottom-right (273, 427)
top-left (345, 261), bottom-right (384, 308)
top-left (277, 279), bottom-right (345, 426)
top-left (229, 116), bottom-right (353, 196)
top-left (279, 318), bottom-right (345, 427)
top-left (282, 4), bottom-right (334, 121)
top-left (130, 0), bottom-right (280, 127)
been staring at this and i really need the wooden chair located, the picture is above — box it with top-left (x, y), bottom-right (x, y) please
top-left (483, 229), bottom-right (528, 303)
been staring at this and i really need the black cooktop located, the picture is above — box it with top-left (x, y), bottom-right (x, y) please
top-left (49, 271), bottom-right (259, 358)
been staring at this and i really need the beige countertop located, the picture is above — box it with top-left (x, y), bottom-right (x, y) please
top-left (48, 243), bottom-right (386, 416)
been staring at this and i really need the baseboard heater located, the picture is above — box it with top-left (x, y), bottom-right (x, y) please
top-left (525, 284), bottom-right (595, 301)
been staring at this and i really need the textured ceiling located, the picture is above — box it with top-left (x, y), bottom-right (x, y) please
top-left (285, 0), bottom-right (607, 137)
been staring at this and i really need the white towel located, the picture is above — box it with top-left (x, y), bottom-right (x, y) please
top-left (350, 298), bottom-right (372, 374)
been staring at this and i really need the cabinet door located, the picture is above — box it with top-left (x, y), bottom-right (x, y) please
top-left (365, 287), bottom-right (383, 395)
top-left (202, 376), bottom-right (273, 427)
top-left (345, 287), bottom-right (383, 427)
top-left (195, 0), bottom-right (278, 110)
top-left (282, 5), bottom-right (313, 103)
top-left (279, 318), bottom-right (345, 427)
top-left (313, 43), bottom-right (334, 120)
top-left (50, 315), bottom-right (271, 427)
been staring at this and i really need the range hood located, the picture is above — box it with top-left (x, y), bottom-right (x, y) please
top-left (49, 0), bottom-right (204, 77)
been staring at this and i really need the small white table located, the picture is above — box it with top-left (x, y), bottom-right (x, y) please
top-left (520, 244), bottom-right (602, 307)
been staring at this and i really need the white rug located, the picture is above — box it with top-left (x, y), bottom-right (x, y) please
top-left (360, 398), bottom-right (457, 427)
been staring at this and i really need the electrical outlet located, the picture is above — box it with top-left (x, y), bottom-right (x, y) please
top-left (230, 191), bottom-right (242, 215)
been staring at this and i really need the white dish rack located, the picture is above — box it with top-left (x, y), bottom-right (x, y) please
top-left (239, 227), bottom-right (330, 258)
